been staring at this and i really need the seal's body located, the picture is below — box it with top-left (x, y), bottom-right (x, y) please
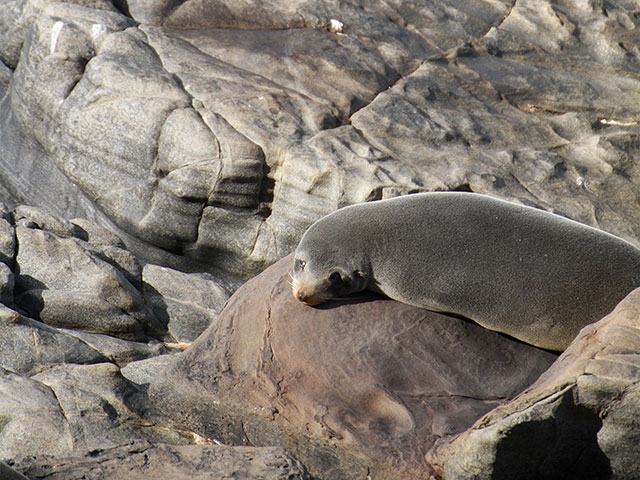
top-left (292, 192), bottom-right (640, 351)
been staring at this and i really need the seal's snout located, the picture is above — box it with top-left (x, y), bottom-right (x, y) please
top-left (293, 287), bottom-right (313, 306)
top-left (292, 284), bottom-right (324, 306)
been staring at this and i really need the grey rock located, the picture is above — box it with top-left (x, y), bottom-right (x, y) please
top-left (429, 287), bottom-right (640, 480)
top-left (59, 329), bottom-right (167, 367)
top-left (0, 263), bottom-right (14, 307)
top-left (14, 207), bottom-right (154, 340)
top-left (142, 264), bottom-right (236, 343)
top-left (14, 440), bottom-right (309, 480)
top-left (120, 354), bottom-right (175, 386)
top-left (30, 363), bottom-right (188, 455)
top-left (0, 462), bottom-right (28, 480)
top-left (0, 366), bottom-right (73, 460)
top-left (149, 254), bottom-right (558, 479)
top-left (0, 304), bottom-right (108, 376)
top-left (0, 203), bottom-right (15, 268)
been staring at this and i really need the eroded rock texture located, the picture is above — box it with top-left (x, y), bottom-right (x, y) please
top-left (429, 287), bottom-right (640, 480)
top-left (1, 0), bottom-right (640, 479)
top-left (2, 0), bottom-right (640, 278)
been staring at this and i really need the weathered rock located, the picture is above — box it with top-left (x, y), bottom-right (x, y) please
top-left (0, 366), bottom-right (73, 459)
top-left (0, 462), bottom-right (28, 480)
top-left (14, 440), bottom-right (309, 480)
top-left (0, 359), bottom-right (195, 462)
top-left (149, 254), bottom-right (558, 479)
top-left (0, 304), bottom-right (108, 376)
top-left (120, 354), bottom-right (175, 386)
top-left (428, 287), bottom-right (640, 480)
top-left (3, 1), bottom-right (640, 278)
top-left (14, 205), bottom-right (154, 340)
top-left (1, 1), bottom-right (640, 478)
top-left (59, 329), bottom-right (167, 367)
top-left (142, 264), bottom-right (236, 343)
top-left (31, 363), bottom-right (189, 453)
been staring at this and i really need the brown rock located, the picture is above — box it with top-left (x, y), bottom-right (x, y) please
top-left (150, 253), bottom-right (557, 479)
top-left (429, 287), bottom-right (640, 480)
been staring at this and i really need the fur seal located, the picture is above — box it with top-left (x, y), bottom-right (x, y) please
top-left (291, 192), bottom-right (640, 351)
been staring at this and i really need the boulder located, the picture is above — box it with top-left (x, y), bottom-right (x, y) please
top-left (0, 206), bottom-right (235, 464)
top-left (14, 205), bottom-right (154, 341)
top-left (428, 287), bottom-right (640, 480)
top-left (149, 254), bottom-right (558, 479)
top-left (142, 264), bottom-right (237, 343)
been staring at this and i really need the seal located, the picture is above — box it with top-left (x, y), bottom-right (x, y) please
top-left (291, 192), bottom-right (640, 351)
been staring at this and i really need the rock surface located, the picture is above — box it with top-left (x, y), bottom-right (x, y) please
top-left (2, 0), bottom-right (640, 278)
top-left (149, 254), bottom-right (559, 479)
top-left (1, 0), bottom-right (640, 479)
top-left (14, 440), bottom-right (308, 480)
top-left (429, 286), bottom-right (640, 480)
top-left (0, 205), bottom-right (232, 466)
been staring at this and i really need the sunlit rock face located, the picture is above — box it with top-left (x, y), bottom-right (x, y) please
top-left (3, 1), bottom-right (640, 278)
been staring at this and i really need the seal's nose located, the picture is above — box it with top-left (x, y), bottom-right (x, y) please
top-left (293, 287), bottom-right (313, 305)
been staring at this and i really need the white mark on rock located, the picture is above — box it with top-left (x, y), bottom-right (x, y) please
top-left (91, 23), bottom-right (108, 41)
top-left (599, 118), bottom-right (638, 127)
top-left (328, 19), bottom-right (344, 34)
top-left (50, 21), bottom-right (64, 55)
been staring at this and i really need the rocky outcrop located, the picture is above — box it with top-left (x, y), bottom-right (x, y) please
top-left (14, 441), bottom-right (308, 480)
top-left (149, 254), bottom-right (559, 479)
top-left (2, 0), bottom-right (640, 479)
top-left (2, 1), bottom-right (640, 278)
top-left (0, 204), bottom-right (232, 463)
top-left (429, 287), bottom-right (640, 480)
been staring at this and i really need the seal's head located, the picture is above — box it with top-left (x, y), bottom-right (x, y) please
top-left (291, 255), bottom-right (369, 306)
top-left (291, 225), bottom-right (371, 306)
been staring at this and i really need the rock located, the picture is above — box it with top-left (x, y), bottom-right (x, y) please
top-left (429, 287), bottom-right (640, 480)
top-left (0, 360), bottom-right (194, 462)
top-left (149, 254), bottom-right (558, 479)
top-left (4, 1), bottom-right (639, 278)
top-left (0, 366), bottom-right (73, 459)
top-left (14, 440), bottom-right (309, 480)
top-left (142, 264), bottom-right (237, 343)
top-left (31, 363), bottom-right (189, 453)
top-left (1, 1), bottom-right (640, 478)
top-left (0, 462), bottom-right (28, 480)
top-left (120, 355), bottom-right (176, 386)
top-left (14, 206), bottom-right (154, 340)
top-left (0, 304), bottom-right (108, 376)
top-left (59, 329), bottom-right (167, 367)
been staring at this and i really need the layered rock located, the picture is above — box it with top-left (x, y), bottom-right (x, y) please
top-left (1, 0), bottom-right (640, 479)
top-left (2, 1), bottom-right (640, 277)
top-left (0, 205), bottom-right (232, 465)
top-left (429, 287), bottom-right (640, 480)
top-left (15, 441), bottom-right (307, 480)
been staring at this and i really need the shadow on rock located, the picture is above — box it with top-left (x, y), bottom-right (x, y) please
top-left (493, 397), bottom-right (611, 480)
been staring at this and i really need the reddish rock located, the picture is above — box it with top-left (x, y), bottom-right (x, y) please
top-left (429, 287), bottom-right (640, 480)
top-left (150, 254), bottom-right (557, 479)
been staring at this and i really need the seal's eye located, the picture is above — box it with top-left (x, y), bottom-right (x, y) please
top-left (328, 271), bottom-right (342, 285)
top-left (295, 259), bottom-right (306, 271)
